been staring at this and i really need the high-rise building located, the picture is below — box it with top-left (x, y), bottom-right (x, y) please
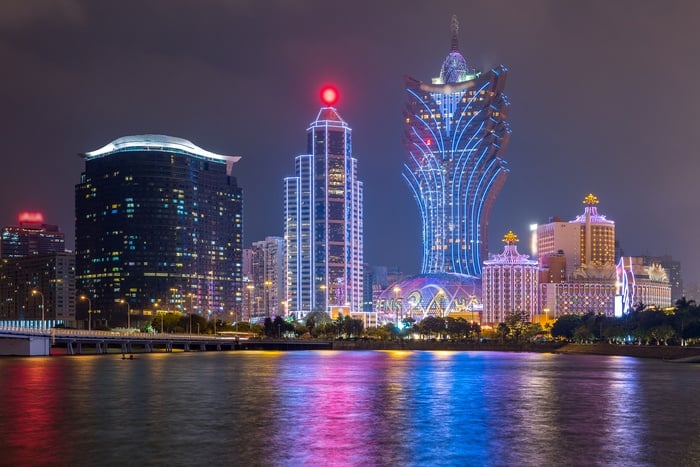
top-left (536, 194), bottom-right (615, 280)
top-left (0, 252), bottom-right (76, 327)
top-left (482, 231), bottom-right (539, 325)
top-left (1, 212), bottom-right (65, 258)
top-left (250, 237), bottom-right (285, 320)
top-left (75, 135), bottom-right (242, 326)
top-left (284, 88), bottom-right (364, 317)
top-left (403, 15), bottom-right (511, 276)
top-left (535, 194), bottom-right (670, 318)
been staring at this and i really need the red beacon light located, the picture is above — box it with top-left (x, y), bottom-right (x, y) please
top-left (320, 86), bottom-right (339, 106)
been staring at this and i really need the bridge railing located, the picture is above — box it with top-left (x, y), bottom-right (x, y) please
top-left (0, 326), bottom-right (222, 340)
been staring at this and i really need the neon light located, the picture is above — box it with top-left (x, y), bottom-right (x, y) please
top-left (18, 212), bottom-right (44, 224)
top-left (320, 86), bottom-right (338, 106)
top-left (403, 54), bottom-right (510, 277)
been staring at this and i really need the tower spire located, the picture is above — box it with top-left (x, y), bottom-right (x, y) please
top-left (450, 14), bottom-right (459, 51)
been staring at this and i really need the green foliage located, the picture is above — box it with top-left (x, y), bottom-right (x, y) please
top-left (549, 300), bottom-right (700, 346)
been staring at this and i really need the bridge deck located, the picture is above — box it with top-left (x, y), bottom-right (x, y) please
top-left (0, 328), bottom-right (333, 356)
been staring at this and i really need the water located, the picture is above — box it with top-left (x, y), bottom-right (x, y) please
top-left (1, 350), bottom-right (699, 466)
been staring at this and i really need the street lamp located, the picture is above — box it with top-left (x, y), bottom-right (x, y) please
top-left (245, 284), bottom-right (254, 322)
top-left (119, 299), bottom-right (130, 331)
top-left (80, 295), bottom-right (92, 331)
top-left (31, 289), bottom-right (45, 330)
top-left (187, 293), bottom-right (194, 336)
top-left (392, 286), bottom-right (401, 326)
top-left (264, 280), bottom-right (272, 318)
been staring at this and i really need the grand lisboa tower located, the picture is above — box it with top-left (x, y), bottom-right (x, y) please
top-left (403, 15), bottom-right (511, 277)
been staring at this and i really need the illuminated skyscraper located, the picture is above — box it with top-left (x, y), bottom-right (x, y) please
top-left (1, 212), bottom-right (65, 258)
top-left (75, 135), bottom-right (242, 325)
top-left (285, 88), bottom-right (364, 317)
top-left (403, 15), bottom-right (511, 276)
top-left (536, 194), bottom-right (615, 280)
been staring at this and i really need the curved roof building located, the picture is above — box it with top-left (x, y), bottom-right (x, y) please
top-left (75, 135), bottom-right (243, 326)
top-left (375, 272), bottom-right (481, 323)
top-left (403, 15), bottom-right (511, 277)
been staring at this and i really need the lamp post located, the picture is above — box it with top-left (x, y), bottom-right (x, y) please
top-left (80, 295), bottom-right (92, 331)
top-left (245, 284), bottom-right (254, 322)
top-left (31, 289), bottom-right (45, 330)
top-left (187, 293), bottom-right (194, 336)
top-left (119, 299), bottom-right (131, 331)
top-left (392, 286), bottom-right (401, 326)
top-left (264, 280), bottom-right (272, 318)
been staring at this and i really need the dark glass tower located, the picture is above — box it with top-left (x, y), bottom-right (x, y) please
top-left (403, 15), bottom-right (511, 277)
top-left (75, 135), bottom-right (242, 325)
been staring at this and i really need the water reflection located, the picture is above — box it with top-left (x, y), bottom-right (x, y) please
top-left (1, 351), bottom-right (699, 466)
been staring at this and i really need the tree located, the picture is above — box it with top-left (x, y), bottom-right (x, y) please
top-left (551, 314), bottom-right (583, 340)
top-left (505, 310), bottom-right (529, 343)
top-left (496, 322), bottom-right (509, 343)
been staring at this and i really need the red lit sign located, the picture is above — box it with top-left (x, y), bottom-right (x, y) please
top-left (320, 86), bottom-right (338, 106)
top-left (18, 211), bottom-right (44, 223)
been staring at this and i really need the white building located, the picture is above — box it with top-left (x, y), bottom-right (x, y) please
top-left (284, 89), bottom-right (364, 318)
top-left (482, 231), bottom-right (539, 325)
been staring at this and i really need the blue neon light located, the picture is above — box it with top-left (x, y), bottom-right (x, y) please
top-left (403, 65), bottom-right (510, 277)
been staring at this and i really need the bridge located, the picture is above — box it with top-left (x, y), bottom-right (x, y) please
top-left (0, 327), bottom-right (332, 356)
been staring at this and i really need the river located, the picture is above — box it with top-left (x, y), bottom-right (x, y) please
top-left (1, 350), bottom-right (699, 466)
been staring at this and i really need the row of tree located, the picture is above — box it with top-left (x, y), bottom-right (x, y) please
top-left (550, 298), bottom-right (700, 345)
top-left (145, 297), bottom-right (700, 346)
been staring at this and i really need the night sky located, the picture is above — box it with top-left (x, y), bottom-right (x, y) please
top-left (2, 1), bottom-right (699, 289)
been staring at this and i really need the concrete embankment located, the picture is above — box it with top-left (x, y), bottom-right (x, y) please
top-left (553, 343), bottom-right (700, 361)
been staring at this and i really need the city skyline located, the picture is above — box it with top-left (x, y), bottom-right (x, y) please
top-left (2, 1), bottom-right (699, 288)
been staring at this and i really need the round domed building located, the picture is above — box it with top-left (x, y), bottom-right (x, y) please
top-left (375, 273), bottom-right (481, 324)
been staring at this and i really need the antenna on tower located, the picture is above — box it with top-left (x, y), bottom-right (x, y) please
top-left (450, 14), bottom-right (459, 51)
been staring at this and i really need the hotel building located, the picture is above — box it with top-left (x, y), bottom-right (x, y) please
top-left (537, 194), bottom-right (670, 318)
top-left (75, 135), bottom-right (243, 326)
top-left (403, 15), bottom-right (511, 277)
top-left (482, 231), bottom-right (539, 325)
top-left (284, 89), bottom-right (364, 317)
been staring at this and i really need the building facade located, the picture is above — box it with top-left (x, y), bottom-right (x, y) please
top-left (535, 194), bottom-right (670, 319)
top-left (0, 252), bottom-right (76, 328)
top-left (482, 231), bottom-right (539, 325)
top-left (403, 15), bottom-right (511, 276)
top-left (75, 135), bottom-right (242, 326)
top-left (1, 212), bottom-right (65, 258)
top-left (284, 91), bottom-right (364, 317)
top-left (249, 237), bottom-right (285, 321)
top-left (616, 256), bottom-right (672, 313)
